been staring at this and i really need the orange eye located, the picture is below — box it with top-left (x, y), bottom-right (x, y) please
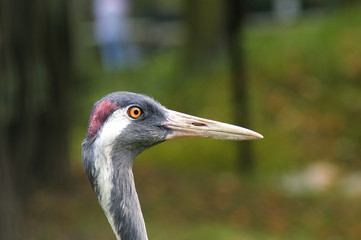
top-left (127, 107), bottom-right (142, 119)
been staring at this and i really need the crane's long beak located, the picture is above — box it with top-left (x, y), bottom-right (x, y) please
top-left (163, 110), bottom-right (263, 141)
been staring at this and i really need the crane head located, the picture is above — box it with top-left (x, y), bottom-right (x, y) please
top-left (81, 91), bottom-right (263, 239)
top-left (84, 91), bottom-right (262, 157)
top-left (84, 91), bottom-right (262, 156)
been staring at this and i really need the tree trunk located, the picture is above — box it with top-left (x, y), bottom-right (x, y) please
top-left (183, 0), bottom-right (224, 70)
top-left (0, 0), bottom-right (74, 239)
top-left (182, 0), bottom-right (254, 173)
top-left (225, 0), bottom-right (254, 173)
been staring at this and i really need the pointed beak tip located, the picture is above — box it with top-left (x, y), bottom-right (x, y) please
top-left (243, 131), bottom-right (263, 141)
top-left (164, 109), bottom-right (264, 141)
top-left (256, 133), bottom-right (264, 139)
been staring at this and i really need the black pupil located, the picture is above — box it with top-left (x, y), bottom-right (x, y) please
top-left (133, 109), bottom-right (139, 115)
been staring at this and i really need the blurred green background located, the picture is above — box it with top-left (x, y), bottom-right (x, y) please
top-left (1, 0), bottom-right (361, 239)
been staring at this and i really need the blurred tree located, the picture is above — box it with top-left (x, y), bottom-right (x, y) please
top-left (0, 1), bottom-right (74, 239)
top-left (183, 0), bottom-right (225, 68)
top-left (183, 0), bottom-right (255, 173)
top-left (225, 0), bottom-right (254, 173)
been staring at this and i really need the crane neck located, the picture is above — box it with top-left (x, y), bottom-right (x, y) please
top-left (109, 167), bottom-right (148, 240)
top-left (83, 138), bottom-right (148, 240)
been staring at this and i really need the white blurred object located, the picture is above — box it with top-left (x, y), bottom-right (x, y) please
top-left (282, 162), bottom-right (339, 195)
top-left (93, 0), bottom-right (139, 69)
top-left (94, 0), bottom-right (128, 44)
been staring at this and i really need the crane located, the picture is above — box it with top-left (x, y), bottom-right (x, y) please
top-left (81, 91), bottom-right (263, 240)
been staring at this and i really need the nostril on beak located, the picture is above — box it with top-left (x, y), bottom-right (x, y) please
top-left (192, 122), bottom-right (207, 127)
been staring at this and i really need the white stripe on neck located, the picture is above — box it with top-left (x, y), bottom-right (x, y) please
top-left (93, 108), bottom-right (131, 239)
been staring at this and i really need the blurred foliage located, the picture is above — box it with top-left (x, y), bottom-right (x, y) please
top-left (247, 7), bottom-right (361, 173)
top-left (74, 5), bottom-right (361, 174)
top-left (31, 3), bottom-right (361, 240)
top-left (23, 165), bottom-right (361, 239)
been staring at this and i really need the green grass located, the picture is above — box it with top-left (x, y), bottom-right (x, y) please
top-left (147, 221), bottom-right (302, 240)
top-left (24, 166), bottom-right (361, 239)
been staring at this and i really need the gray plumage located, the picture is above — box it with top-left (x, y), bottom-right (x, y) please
top-left (82, 91), bottom-right (263, 240)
